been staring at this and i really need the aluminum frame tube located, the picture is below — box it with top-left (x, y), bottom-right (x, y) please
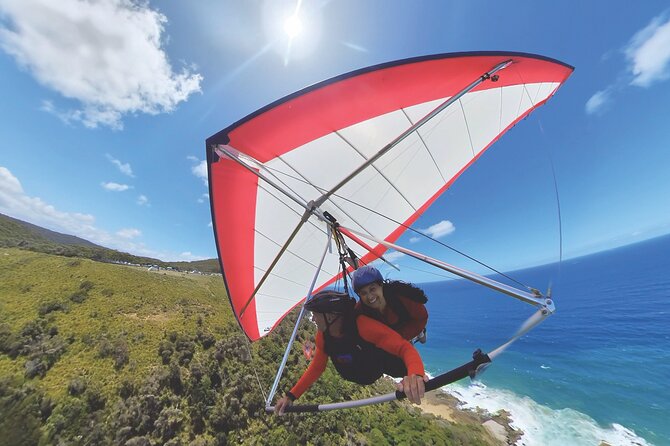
top-left (264, 225), bottom-right (333, 409)
top-left (341, 225), bottom-right (552, 309)
top-left (214, 145), bottom-right (316, 216)
top-left (314, 59), bottom-right (513, 208)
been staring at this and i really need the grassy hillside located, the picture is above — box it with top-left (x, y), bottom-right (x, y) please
top-left (0, 213), bottom-right (221, 273)
top-left (0, 248), bottom-right (496, 445)
top-left (0, 213), bottom-right (101, 248)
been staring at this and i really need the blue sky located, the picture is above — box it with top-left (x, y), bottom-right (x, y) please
top-left (0, 1), bottom-right (669, 281)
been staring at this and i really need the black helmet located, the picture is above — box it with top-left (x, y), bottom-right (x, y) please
top-left (304, 290), bottom-right (355, 314)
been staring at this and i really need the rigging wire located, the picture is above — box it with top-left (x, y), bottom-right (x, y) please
top-left (329, 226), bottom-right (459, 284)
top-left (256, 161), bottom-right (533, 290)
top-left (242, 335), bottom-right (269, 403)
top-left (538, 120), bottom-right (565, 283)
top-left (513, 60), bottom-right (565, 287)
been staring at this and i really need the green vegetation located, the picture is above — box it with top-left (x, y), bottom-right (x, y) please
top-left (0, 213), bottom-right (220, 273)
top-left (0, 247), bottom-right (495, 445)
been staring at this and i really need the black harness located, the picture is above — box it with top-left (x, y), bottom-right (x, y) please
top-left (323, 318), bottom-right (406, 385)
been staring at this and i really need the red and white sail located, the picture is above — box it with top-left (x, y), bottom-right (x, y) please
top-left (207, 52), bottom-right (573, 340)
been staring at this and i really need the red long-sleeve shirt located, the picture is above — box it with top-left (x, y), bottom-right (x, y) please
top-left (355, 295), bottom-right (428, 340)
top-left (289, 315), bottom-right (424, 399)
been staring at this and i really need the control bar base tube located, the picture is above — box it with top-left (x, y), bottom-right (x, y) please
top-left (265, 349), bottom-right (491, 413)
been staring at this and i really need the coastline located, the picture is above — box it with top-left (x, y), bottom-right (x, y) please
top-left (418, 389), bottom-right (521, 445)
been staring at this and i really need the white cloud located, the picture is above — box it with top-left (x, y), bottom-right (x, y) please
top-left (101, 182), bottom-right (130, 192)
top-left (190, 159), bottom-right (208, 186)
top-left (585, 89), bottom-right (612, 115)
top-left (197, 193), bottom-right (209, 204)
top-left (1, 165), bottom-right (119, 247)
top-left (0, 165), bottom-right (209, 261)
top-left (383, 251), bottom-right (405, 262)
top-left (137, 194), bottom-right (149, 206)
top-left (422, 220), bottom-right (455, 238)
top-left (341, 41), bottom-right (368, 53)
top-left (178, 251), bottom-right (207, 262)
top-left (106, 153), bottom-right (134, 177)
top-left (587, 12), bottom-right (670, 117)
top-left (0, 166), bottom-right (97, 235)
top-left (409, 236), bottom-right (421, 243)
top-left (0, 0), bottom-right (202, 129)
top-left (625, 12), bottom-right (670, 87)
top-left (116, 228), bottom-right (141, 239)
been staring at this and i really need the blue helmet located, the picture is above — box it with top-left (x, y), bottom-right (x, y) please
top-left (352, 265), bottom-right (383, 293)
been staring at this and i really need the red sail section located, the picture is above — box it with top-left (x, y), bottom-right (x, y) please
top-left (226, 54), bottom-right (572, 163)
top-left (210, 157), bottom-right (261, 340)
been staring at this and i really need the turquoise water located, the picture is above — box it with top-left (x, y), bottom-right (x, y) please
top-left (417, 234), bottom-right (670, 445)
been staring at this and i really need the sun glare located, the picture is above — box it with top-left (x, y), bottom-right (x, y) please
top-left (284, 14), bottom-right (303, 38)
top-left (262, 0), bottom-right (320, 65)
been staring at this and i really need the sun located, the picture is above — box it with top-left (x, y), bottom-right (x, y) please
top-left (283, 14), bottom-right (303, 39)
top-left (261, 0), bottom-right (321, 65)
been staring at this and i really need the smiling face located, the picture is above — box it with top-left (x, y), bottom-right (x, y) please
top-left (357, 282), bottom-right (386, 312)
top-left (310, 311), bottom-right (344, 337)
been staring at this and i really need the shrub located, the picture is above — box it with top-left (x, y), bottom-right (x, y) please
top-left (98, 339), bottom-right (114, 359)
top-left (114, 340), bottom-right (130, 370)
top-left (0, 378), bottom-right (42, 446)
top-left (85, 387), bottom-right (106, 411)
top-left (79, 280), bottom-right (94, 292)
top-left (68, 378), bottom-right (87, 396)
top-left (38, 300), bottom-right (68, 316)
top-left (118, 380), bottom-right (135, 399)
top-left (196, 330), bottom-right (216, 350)
top-left (0, 324), bottom-right (13, 354)
top-left (125, 437), bottom-right (151, 446)
top-left (158, 340), bottom-right (173, 365)
top-left (69, 290), bottom-right (87, 303)
top-left (24, 358), bottom-right (47, 379)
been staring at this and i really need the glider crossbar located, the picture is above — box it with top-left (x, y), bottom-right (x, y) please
top-left (265, 349), bottom-right (492, 413)
top-left (341, 225), bottom-right (555, 311)
top-left (313, 59), bottom-right (513, 209)
top-left (265, 225), bottom-right (334, 408)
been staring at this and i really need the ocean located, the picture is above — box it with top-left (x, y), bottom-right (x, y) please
top-left (417, 234), bottom-right (670, 445)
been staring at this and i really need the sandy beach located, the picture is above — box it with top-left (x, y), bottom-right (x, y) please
top-left (418, 390), bottom-right (518, 445)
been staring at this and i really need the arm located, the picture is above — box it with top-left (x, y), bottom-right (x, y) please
top-left (357, 316), bottom-right (427, 404)
top-left (275, 332), bottom-right (328, 415)
top-left (357, 316), bottom-right (424, 377)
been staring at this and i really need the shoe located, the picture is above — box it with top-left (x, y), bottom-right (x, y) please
top-left (417, 329), bottom-right (427, 344)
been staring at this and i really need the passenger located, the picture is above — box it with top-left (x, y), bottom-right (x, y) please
top-left (352, 265), bottom-right (428, 343)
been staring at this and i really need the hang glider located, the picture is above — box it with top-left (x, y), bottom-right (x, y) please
top-left (206, 51), bottom-right (573, 412)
